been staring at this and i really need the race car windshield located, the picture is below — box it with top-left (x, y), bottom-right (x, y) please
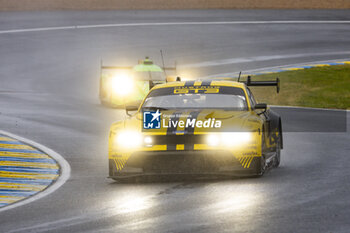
top-left (142, 86), bottom-right (248, 110)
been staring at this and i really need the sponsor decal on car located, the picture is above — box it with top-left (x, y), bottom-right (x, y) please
top-left (143, 110), bottom-right (221, 130)
top-left (143, 110), bottom-right (162, 129)
top-left (174, 86), bottom-right (220, 94)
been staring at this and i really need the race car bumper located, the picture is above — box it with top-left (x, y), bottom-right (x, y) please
top-left (109, 150), bottom-right (261, 178)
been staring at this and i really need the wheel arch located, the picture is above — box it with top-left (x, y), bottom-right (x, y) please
top-left (266, 109), bottom-right (283, 149)
top-left (279, 118), bottom-right (283, 149)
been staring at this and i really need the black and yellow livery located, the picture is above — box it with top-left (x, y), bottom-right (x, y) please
top-left (108, 79), bottom-right (283, 180)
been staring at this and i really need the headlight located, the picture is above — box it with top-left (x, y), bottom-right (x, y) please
top-left (144, 136), bottom-right (152, 145)
top-left (206, 132), bottom-right (252, 147)
top-left (111, 74), bottom-right (134, 96)
top-left (207, 134), bottom-right (220, 147)
top-left (115, 131), bottom-right (142, 148)
top-left (221, 132), bottom-right (251, 146)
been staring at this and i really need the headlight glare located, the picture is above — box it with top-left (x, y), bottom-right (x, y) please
top-left (206, 132), bottom-right (252, 147)
top-left (207, 134), bottom-right (220, 146)
top-left (111, 74), bottom-right (134, 96)
top-left (221, 132), bottom-right (251, 146)
top-left (144, 136), bottom-right (152, 145)
top-left (115, 131), bottom-right (142, 148)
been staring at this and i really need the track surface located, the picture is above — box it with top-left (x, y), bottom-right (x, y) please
top-left (0, 10), bottom-right (349, 232)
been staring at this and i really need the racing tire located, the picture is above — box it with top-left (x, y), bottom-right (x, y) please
top-left (255, 155), bottom-right (266, 177)
top-left (254, 133), bottom-right (267, 177)
top-left (273, 134), bottom-right (281, 168)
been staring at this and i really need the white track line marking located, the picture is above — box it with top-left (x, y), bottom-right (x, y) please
top-left (0, 130), bottom-right (71, 213)
top-left (271, 105), bottom-right (350, 112)
top-left (1, 20), bottom-right (350, 34)
top-left (201, 58), bottom-right (350, 78)
top-left (240, 58), bottom-right (350, 74)
top-left (181, 52), bottom-right (350, 68)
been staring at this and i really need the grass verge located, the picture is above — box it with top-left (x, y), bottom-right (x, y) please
top-left (240, 64), bottom-right (350, 109)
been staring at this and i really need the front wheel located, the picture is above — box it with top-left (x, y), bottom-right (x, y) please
top-left (273, 135), bottom-right (281, 168)
top-left (254, 133), bottom-right (267, 177)
top-left (256, 155), bottom-right (266, 177)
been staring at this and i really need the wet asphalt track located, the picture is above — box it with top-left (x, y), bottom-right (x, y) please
top-left (0, 10), bottom-right (349, 233)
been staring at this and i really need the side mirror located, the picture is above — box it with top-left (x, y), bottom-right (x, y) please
top-left (254, 103), bottom-right (267, 110)
top-left (166, 76), bottom-right (175, 82)
top-left (125, 105), bottom-right (138, 116)
top-left (165, 76), bottom-right (181, 82)
top-left (149, 80), bottom-right (154, 89)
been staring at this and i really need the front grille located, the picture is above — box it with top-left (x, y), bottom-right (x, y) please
top-left (150, 134), bottom-right (205, 145)
top-left (127, 150), bottom-right (239, 173)
top-left (146, 134), bottom-right (206, 151)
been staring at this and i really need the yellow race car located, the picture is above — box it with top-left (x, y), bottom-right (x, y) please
top-left (108, 77), bottom-right (283, 180)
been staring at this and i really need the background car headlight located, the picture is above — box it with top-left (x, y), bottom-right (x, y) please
top-left (115, 131), bottom-right (142, 148)
top-left (111, 74), bottom-right (134, 96)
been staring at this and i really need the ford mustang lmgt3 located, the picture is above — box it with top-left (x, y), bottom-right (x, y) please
top-left (108, 77), bottom-right (283, 180)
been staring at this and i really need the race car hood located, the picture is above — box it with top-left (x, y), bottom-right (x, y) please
top-left (111, 109), bottom-right (262, 135)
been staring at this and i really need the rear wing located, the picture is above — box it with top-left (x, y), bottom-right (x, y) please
top-left (100, 60), bottom-right (177, 72)
top-left (244, 75), bottom-right (280, 93)
top-left (100, 59), bottom-right (177, 84)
